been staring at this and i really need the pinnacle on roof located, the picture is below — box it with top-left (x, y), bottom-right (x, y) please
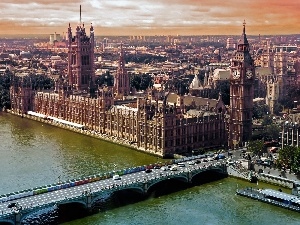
top-left (238, 20), bottom-right (249, 46)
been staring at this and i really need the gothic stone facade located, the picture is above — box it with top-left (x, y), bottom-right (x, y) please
top-left (67, 22), bottom-right (95, 91)
top-left (9, 22), bottom-right (254, 157)
top-left (229, 22), bottom-right (255, 149)
top-left (10, 85), bottom-right (227, 157)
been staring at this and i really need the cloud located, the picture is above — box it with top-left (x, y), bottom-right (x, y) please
top-left (0, 0), bottom-right (298, 35)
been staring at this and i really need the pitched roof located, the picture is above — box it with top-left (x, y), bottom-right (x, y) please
top-left (167, 93), bottom-right (220, 108)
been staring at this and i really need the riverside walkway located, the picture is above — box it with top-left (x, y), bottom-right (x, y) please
top-left (0, 156), bottom-right (226, 225)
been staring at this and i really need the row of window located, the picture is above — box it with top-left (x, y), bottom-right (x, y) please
top-left (70, 54), bottom-right (90, 66)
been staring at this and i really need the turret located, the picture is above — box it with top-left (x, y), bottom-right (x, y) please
top-left (114, 43), bottom-right (130, 99)
top-left (67, 5), bottom-right (95, 92)
top-left (229, 21), bottom-right (255, 149)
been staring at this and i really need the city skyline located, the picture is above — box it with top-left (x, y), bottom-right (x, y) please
top-left (0, 0), bottom-right (299, 36)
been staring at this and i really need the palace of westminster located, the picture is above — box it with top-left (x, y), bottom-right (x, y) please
top-left (9, 17), bottom-right (256, 157)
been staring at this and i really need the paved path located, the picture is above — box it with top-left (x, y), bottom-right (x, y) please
top-left (254, 164), bottom-right (300, 182)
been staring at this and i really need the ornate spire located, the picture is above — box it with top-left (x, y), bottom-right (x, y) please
top-left (80, 5), bottom-right (82, 25)
top-left (238, 20), bottom-right (249, 47)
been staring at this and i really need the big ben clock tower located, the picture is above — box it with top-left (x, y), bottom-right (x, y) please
top-left (229, 21), bottom-right (254, 149)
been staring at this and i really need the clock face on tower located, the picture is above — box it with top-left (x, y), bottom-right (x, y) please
top-left (246, 68), bottom-right (253, 79)
top-left (232, 69), bottom-right (240, 79)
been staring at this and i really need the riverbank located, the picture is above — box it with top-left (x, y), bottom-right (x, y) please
top-left (225, 159), bottom-right (300, 192)
top-left (5, 110), bottom-right (300, 192)
top-left (1, 113), bottom-right (299, 225)
top-left (7, 110), bottom-right (165, 158)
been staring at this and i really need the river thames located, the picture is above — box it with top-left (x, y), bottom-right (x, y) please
top-left (0, 112), bottom-right (300, 225)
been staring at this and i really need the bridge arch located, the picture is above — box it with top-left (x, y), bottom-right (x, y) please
top-left (0, 220), bottom-right (14, 225)
top-left (56, 201), bottom-right (88, 223)
top-left (91, 186), bottom-right (145, 206)
top-left (146, 175), bottom-right (188, 193)
top-left (190, 167), bottom-right (225, 180)
top-left (190, 168), bottom-right (227, 185)
top-left (91, 187), bottom-right (147, 211)
top-left (146, 176), bottom-right (190, 197)
top-left (18, 204), bottom-right (58, 224)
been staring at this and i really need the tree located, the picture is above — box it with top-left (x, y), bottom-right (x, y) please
top-left (140, 74), bottom-right (154, 90)
top-left (125, 53), bottom-right (167, 64)
top-left (279, 84), bottom-right (300, 109)
top-left (273, 102), bottom-right (283, 115)
top-left (0, 88), bottom-right (10, 109)
top-left (292, 147), bottom-right (300, 174)
top-left (247, 140), bottom-right (265, 156)
top-left (277, 145), bottom-right (297, 169)
top-left (276, 145), bottom-right (300, 173)
top-left (209, 80), bottom-right (230, 105)
top-left (130, 73), bottom-right (153, 91)
top-left (264, 124), bottom-right (280, 141)
top-left (261, 115), bottom-right (273, 126)
top-left (22, 74), bottom-right (54, 90)
top-left (95, 71), bottom-right (114, 87)
top-left (0, 72), bottom-right (12, 109)
top-left (164, 78), bottom-right (189, 95)
top-left (130, 74), bottom-right (141, 91)
top-left (253, 103), bottom-right (270, 119)
top-left (0, 72), bottom-right (55, 109)
top-left (251, 123), bottom-right (280, 142)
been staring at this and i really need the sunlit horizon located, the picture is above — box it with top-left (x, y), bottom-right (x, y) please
top-left (0, 0), bottom-right (299, 36)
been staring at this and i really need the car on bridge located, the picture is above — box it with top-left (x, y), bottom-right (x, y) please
top-left (195, 159), bottom-right (202, 164)
top-left (160, 166), bottom-right (167, 171)
top-left (113, 175), bottom-right (121, 180)
top-left (170, 166), bottom-right (178, 171)
top-left (207, 157), bottom-right (214, 162)
top-left (7, 202), bottom-right (17, 208)
top-left (144, 169), bottom-right (152, 173)
top-left (214, 154), bottom-right (226, 160)
top-left (178, 162), bottom-right (185, 167)
top-left (226, 159), bottom-right (234, 165)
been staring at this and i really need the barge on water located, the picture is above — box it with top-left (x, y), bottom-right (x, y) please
top-left (236, 187), bottom-right (300, 212)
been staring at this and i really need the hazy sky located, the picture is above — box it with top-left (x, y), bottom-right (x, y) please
top-left (0, 0), bottom-right (299, 36)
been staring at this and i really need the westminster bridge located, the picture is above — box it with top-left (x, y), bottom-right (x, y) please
top-left (0, 156), bottom-right (227, 225)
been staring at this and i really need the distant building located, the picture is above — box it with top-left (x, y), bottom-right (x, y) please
top-left (49, 32), bottom-right (61, 45)
top-left (274, 45), bottom-right (297, 53)
top-left (114, 44), bottom-right (130, 99)
top-left (265, 77), bottom-right (280, 114)
top-left (212, 68), bottom-right (230, 83)
top-left (279, 114), bottom-right (300, 148)
top-left (9, 19), bottom-right (254, 157)
top-left (226, 37), bottom-right (236, 49)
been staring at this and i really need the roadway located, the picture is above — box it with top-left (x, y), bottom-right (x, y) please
top-left (0, 157), bottom-right (226, 216)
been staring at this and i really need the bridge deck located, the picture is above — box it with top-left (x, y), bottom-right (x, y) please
top-left (0, 157), bottom-right (226, 221)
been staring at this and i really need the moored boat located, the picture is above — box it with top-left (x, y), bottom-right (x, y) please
top-left (236, 187), bottom-right (300, 212)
